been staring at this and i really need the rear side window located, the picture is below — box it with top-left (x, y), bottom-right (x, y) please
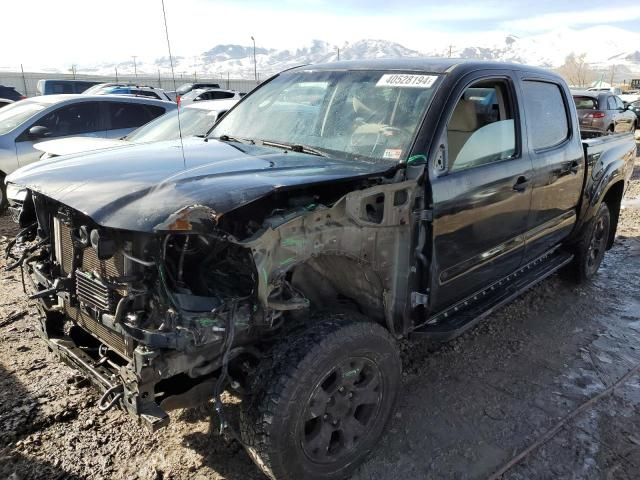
top-left (107, 102), bottom-right (166, 130)
top-left (573, 96), bottom-right (597, 110)
top-left (37, 102), bottom-right (101, 137)
top-left (522, 81), bottom-right (569, 150)
top-left (210, 91), bottom-right (235, 100)
top-left (607, 97), bottom-right (617, 110)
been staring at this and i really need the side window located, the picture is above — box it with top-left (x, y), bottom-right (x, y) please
top-left (447, 80), bottom-right (516, 172)
top-left (521, 81), bottom-right (569, 150)
top-left (197, 92), bottom-right (212, 101)
top-left (607, 97), bottom-right (617, 110)
top-left (37, 102), bottom-right (101, 137)
top-left (211, 91), bottom-right (235, 99)
top-left (108, 103), bottom-right (160, 130)
top-left (614, 96), bottom-right (624, 110)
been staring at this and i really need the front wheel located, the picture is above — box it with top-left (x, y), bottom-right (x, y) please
top-left (240, 318), bottom-right (401, 480)
top-left (567, 202), bottom-right (611, 283)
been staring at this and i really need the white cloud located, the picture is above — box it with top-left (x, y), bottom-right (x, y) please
top-left (503, 5), bottom-right (640, 32)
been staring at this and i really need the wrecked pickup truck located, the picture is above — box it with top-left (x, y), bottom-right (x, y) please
top-left (4, 59), bottom-right (637, 480)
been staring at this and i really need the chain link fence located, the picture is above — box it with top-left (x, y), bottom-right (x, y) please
top-left (0, 70), bottom-right (260, 97)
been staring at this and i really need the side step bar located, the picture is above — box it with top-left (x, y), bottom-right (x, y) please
top-left (410, 249), bottom-right (573, 342)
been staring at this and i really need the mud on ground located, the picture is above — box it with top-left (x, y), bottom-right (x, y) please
top-left (1, 154), bottom-right (640, 480)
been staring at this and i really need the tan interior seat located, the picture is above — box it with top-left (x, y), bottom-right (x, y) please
top-left (448, 99), bottom-right (478, 165)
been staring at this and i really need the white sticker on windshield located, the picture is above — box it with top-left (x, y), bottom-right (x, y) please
top-left (383, 148), bottom-right (403, 160)
top-left (376, 74), bottom-right (437, 88)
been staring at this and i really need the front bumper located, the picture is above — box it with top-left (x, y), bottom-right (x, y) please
top-left (26, 270), bottom-right (228, 431)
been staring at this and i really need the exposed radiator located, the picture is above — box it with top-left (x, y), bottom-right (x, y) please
top-left (54, 217), bottom-right (132, 358)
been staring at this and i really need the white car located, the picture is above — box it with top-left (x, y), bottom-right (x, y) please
top-left (178, 88), bottom-right (242, 106)
top-left (33, 99), bottom-right (238, 160)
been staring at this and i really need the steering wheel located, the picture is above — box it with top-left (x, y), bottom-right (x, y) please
top-left (350, 125), bottom-right (410, 155)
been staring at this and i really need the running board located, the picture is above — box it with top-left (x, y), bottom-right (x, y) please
top-left (410, 250), bottom-right (573, 342)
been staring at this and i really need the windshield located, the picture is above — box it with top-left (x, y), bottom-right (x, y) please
top-left (176, 83), bottom-right (194, 95)
top-left (126, 108), bottom-right (219, 142)
top-left (0, 100), bottom-right (48, 135)
top-left (210, 70), bottom-right (440, 162)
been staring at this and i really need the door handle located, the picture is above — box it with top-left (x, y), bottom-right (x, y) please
top-left (513, 175), bottom-right (529, 192)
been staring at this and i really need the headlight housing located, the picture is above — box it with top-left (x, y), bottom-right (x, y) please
top-left (6, 183), bottom-right (28, 204)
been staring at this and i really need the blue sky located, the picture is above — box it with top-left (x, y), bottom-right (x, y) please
top-left (1, 0), bottom-right (639, 68)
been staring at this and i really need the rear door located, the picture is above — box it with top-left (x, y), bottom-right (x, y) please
top-left (429, 73), bottom-right (533, 310)
top-left (105, 101), bottom-right (167, 138)
top-left (517, 77), bottom-right (584, 261)
top-left (15, 101), bottom-right (104, 166)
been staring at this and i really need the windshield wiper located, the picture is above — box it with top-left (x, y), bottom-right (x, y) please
top-left (215, 134), bottom-right (255, 144)
top-left (260, 140), bottom-right (327, 157)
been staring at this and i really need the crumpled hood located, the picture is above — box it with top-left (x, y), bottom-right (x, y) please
top-left (8, 137), bottom-right (393, 232)
top-left (33, 137), bottom-right (128, 156)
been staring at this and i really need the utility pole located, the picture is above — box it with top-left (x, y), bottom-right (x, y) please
top-left (132, 56), bottom-right (138, 79)
top-left (158, 69), bottom-right (162, 88)
top-left (448, 45), bottom-right (453, 58)
top-left (251, 36), bottom-right (257, 83)
top-left (193, 56), bottom-right (198, 82)
top-left (609, 64), bottom-right (616, 86)
top-left (337, 47), bottom-right (340, 61)
top-left (71, 64), bottom-right (77, 79)
top-left (20, 64), bottom-right (28, 97)
top-left (115, 66), bottom-right (119, 82)
top-left (227, 71), bottom-right (230, 89)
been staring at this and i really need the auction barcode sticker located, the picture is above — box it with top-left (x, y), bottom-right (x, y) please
top-left (376, 74), bottom-right (438, 88)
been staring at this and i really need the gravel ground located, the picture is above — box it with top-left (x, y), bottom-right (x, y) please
top-left (1, 152), bottom-right (640, 480)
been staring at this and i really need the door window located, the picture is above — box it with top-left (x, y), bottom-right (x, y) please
top-left (614, 96), bottom-right (625, 110)
top-left (521, 81), bottom-right (569, 150)
top-left (210, 91), bottom-right (235, 99)
top-left (607, 97), bottom-right (617, 110)
top-left (447, 80), bottom-right (516, 171)
top-left (36, 102), bottom-right (101, 137)
top-left (107, 102), bottom-right (166, 130)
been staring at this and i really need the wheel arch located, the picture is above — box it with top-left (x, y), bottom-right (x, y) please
top-left (601, 180), bottom-right (624, 249)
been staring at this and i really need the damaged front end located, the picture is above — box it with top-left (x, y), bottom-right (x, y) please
top-left (8, 194), bottom-right (269, 430)
top-left (8, 169), bottom-right (421, 430)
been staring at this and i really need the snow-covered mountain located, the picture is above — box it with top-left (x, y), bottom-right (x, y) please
top-left (75, 26), bottom-right (640, 79)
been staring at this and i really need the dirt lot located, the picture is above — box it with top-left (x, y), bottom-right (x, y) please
top-left (2, 153), bottom-right (640, 480)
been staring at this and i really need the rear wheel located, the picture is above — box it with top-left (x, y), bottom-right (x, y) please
top-left (567, 202), bottom-right (611, 283)
top-left (606, 125), bottom-right (615, 135)
top-left (240, 318), bottom-right (401, 480)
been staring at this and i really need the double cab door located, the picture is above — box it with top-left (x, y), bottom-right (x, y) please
top-left (427, 71), bottom-right (582, 312)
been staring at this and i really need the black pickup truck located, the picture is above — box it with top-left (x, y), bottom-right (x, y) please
top-left (4, 59), bottom-right (637, 480)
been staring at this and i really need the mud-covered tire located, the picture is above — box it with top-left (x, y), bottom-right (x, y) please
top-left (567, 202), bottom-right (611, 283)
top-left (240, 318), bottom-right (401, 480)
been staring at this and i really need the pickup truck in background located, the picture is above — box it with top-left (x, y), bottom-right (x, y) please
top-left (4, 59), bottom-right (637, 480)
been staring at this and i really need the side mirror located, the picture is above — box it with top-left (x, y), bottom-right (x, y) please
top-left (28, 125), bottom-right (52, 139)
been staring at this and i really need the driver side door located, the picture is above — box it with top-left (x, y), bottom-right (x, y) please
top-left (15, 101), bottom-right (104, 167)
top-left (428, 74), bottom-right (533, 311)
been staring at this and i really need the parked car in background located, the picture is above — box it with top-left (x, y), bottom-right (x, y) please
top-left (175, 81), bottom-right (221, 97)
top-left (0, 94), bottom-right (175, 207)
top-left (96, 85), bottom-right (173, 102)
top-left (178, 88), bottom-right (241, 106)
top-left (36, 79), bottom-right (102, 95)
top-left (572, 90), bottom-right (637, 136)
top-left (82, 82), bottom-right (133, 95)
top-left (627, 100), bottom-right (640, 123)
top-left (620, 91), bottom-right (640, 104)
top-left (587, 86), bottom-right (622, 95)
top-left (33, 99), bottom-right (238, 160)
top-left (0, 85), bottom-right (26, 102)
top-left (0, 99), bottom-right (14, 109)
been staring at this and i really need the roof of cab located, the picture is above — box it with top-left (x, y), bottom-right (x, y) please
top-left (286, 58), bottom-right (557, 77)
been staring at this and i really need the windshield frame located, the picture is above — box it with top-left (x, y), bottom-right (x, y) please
top-left (207, 69), bottom-right (442, 165)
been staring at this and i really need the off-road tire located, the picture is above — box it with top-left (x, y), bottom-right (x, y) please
top-left (0, 175), bottom-right (7, 214)
top-left (240, 317), bottom-right (401, 480)
top-left (567, 202), bottom-right (611, 283)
